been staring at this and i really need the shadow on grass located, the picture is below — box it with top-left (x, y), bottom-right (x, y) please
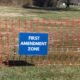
top-left (3, 60), bottom-right (35, 67)
top-left (22, 6), bottom-right (80, 12)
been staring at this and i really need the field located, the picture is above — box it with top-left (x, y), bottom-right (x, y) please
top-left (0, 6), bottom-right (80, 80)
top-left (0, 65), bottom-right (80, 80)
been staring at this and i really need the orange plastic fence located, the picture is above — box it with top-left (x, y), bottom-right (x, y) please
top-left (0, 17), bottom-right (80, 66)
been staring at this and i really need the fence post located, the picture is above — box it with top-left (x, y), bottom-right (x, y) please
top-left (0, 33), bottom-right (2, 64)
top-left (66, 19), bottom-right (69, 53)
top-left (35, 19), bottom-right (39, 65)
top-left (24, 17), bottom-right (27, 32)
top-left (5, 17), bottom-right (10, 65)
top-left (12, 17), bottom-right (16, 65)
top-left (60, 19), bottom-right (64, 52)
top-left (23, 17), bottom-right (28, 62)
top-left (52, 20), bottom-right (58, 65)
top-left (18, 17), bottom-right (21, 62)
top-left (71, 20), bottom-right (74, 52)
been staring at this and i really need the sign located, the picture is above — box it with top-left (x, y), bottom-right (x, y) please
top-left (19, 32), bottom-right (48, 56)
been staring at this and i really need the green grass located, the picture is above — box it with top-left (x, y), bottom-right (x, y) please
top-left (0, 6), bottom-right (80, 19)
top-left (0, 65), bottom-right (80, 80)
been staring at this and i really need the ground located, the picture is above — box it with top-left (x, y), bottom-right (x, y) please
top-left (0, 6), bottom-right (80, 19)
top-left (0, 6), bottom-right (80, 80)
top-left (0, 65), bottom-right (80, 80)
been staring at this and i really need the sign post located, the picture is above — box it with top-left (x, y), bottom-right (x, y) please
top-left (19, 33), bottom-right (48, 56)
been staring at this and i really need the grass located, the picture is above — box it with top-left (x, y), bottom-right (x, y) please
top-left (0, 6), bottom-right (80, 19)
top-left (0, 65), bottom-right (80, 80)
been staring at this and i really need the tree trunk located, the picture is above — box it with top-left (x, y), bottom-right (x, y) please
top-left (43, 0), bottom-right (48, 7)
top-left (52, 0), bottom-right (58, 7)
top-left (65, 0), bottom-right (70, 8)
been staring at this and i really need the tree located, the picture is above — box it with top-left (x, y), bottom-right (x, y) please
top-left (30, 0), bottom-right (71, 8)
top-left (33, 0), bottom-right (58, 7)
top-left (44, 0), bottom-right (58, 7)
top-left (65, 0), bottom-right (70, 8)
